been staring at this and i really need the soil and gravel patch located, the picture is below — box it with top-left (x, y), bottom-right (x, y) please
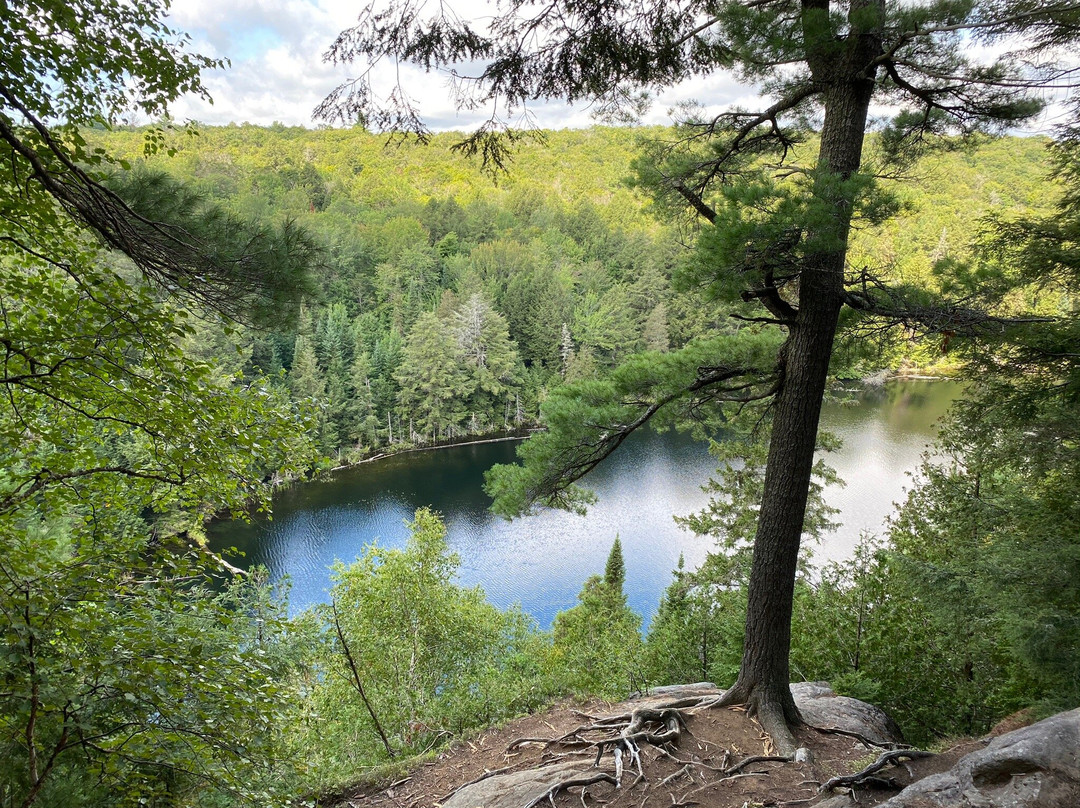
top-left (334, 690), bottom-right (985, 808)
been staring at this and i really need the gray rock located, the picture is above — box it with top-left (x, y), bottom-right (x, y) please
top-left (442, 760), bottom-right (599, 808)
top-left (879, 708), bottom-right (1080, 808)
top-left (815, 796), bottom-right (859, 808)
top-left (636, 682), bottom-right (718, 698)
top-left (791, 681), bottom-right (905, 746)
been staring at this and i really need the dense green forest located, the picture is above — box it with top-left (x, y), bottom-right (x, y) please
top-left (3, 0), bottom-right (1079, 804)
top-left (90, 125), bottom-right (1051, 465)
top-left (64, 122), bottom-right (1074, 782)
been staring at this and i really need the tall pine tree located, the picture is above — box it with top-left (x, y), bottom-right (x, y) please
top-left (322, 0), bottom-right (1078, 750)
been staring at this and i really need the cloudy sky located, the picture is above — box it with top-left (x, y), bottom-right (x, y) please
top-left (164, 0), bottom-right (1070, 133)
top-left (164, 0), bottom-right (760, 131)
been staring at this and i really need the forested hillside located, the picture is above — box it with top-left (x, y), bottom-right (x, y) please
top-left (6, 0), bottom-right (1080, 803)
top-left (92, 125), bottom-right (1052, 463)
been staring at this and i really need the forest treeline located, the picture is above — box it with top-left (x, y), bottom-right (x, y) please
top-left (92, 125), bottom-right (1051, 463)
top-left (4, 117), bottom-right (1071, 807)
top-left (6, 1), bottom-right (1079, 804)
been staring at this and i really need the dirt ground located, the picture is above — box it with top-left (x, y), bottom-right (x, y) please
top-left (335, 694), bottom-right (991, 808)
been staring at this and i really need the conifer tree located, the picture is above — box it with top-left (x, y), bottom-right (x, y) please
top-left (453, 292), bottom-right (521, 420)
top-left (320, 0), bottom-right (1080, 750)
top-left (396, 311), bottom-right (470, 442)
top-left (604, 536), bottom-right (626, 594)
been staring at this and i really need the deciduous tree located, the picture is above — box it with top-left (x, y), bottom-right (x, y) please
top-left (0, 2), bottom-right (319, 802)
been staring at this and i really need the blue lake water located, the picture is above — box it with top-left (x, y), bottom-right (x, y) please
top-left (209, 380), bottom-right (958, 628)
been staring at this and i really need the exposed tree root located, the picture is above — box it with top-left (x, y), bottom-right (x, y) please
top-left (655, 746), bottom-right (731, 773)
top-left (714, 683), bottom-right (801, 757)
top-left (725, 754), bottom-right (794, 774)
top-left (808, 723), bottom-right (903, 751)
top-left (503, 699), bottom-right (804, 808)
top-left (819, 748), bottom-right (935, 793)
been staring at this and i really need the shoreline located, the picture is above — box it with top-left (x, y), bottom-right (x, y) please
top-left (324, 428), bottom-right (538, 474)
top-left (319, 372), bottom-right (956, 476)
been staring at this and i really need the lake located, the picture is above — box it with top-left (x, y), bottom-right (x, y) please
top-left (209, 380), bottom-right (958, 628)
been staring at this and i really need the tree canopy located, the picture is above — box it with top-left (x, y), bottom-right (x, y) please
top-left (323, 0), bottom-right (1080, 752)
top-left (0, 2), bottom-right (320, 804)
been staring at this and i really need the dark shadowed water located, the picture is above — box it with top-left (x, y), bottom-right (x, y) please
top-left (209, 380), bottom-right (958, 628)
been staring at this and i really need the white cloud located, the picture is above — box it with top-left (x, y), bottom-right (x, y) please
top-left (163, 0), bottom-right (754, 130)
top-left (161, 1), bottom-right (1075, 133)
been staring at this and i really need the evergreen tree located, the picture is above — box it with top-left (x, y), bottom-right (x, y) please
top-left (396, 311), bottom-right (469, 442)
top-left (604, 536), bottom-right (626, 594)
top-left (453, 292), bottom-right (521, 428)
top-left (370, 330), bottom-right (404, 438)
top-left (645, 554), bottom-right (746, 688)
top-left (503, 264), bottom-right (570, 368)
top-left (348, 349), bottom-right (381, 448)
top-left (316, 0), bottom-right (1078, 749)
top-left (288, 333), bottom-right (325, 401)
top-left (316, 303), bottom-right (356, 452)
top-left (551, 573), bottom-right (643, 698)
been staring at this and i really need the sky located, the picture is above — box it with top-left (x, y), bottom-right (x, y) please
top-left (164, 0), bottom-right (760, 131)
top-left (164, 0), bottom-right (1072, 133)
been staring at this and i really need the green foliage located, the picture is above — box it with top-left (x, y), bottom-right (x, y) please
top-left (485, 329), bottom-right (784, 516)
top-left (396, 311), bottom-right (472, 442)
top-left (2, 1), bottom-right (216, 129)
top-left (302, 509), bottom-right (555, 787)
top-left (0, 4), bottom-right (325, 805)
top-left (0, 517), bottom-right (306, 808)
top-left (550, 572), bottom-right (644, 699)
top-left (644, 431), bottom-right (840, 689)
top-left (676, 433), bottom-right (840, 562)
top-left (644, 554), bottom-right (747, 689)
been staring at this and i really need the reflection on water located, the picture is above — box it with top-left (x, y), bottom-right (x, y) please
top-left (210, 380), bottom-right (959, 628)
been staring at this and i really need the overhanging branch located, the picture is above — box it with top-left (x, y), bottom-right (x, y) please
top-left (524, 363), bottom-right (780, 513)
top-left (840, 287), bottom-right (1055, 338)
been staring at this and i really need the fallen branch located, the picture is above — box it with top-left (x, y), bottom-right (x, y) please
top-left (658, 764), bottom-right (694, 787)
top-left (820, 748), bottom-right (935, 793)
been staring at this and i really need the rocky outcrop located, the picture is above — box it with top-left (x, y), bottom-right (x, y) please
top-left (881, 708), bottom-right (1080, 808)
top-left (791, 681), bottom-right (905, 746)
top-left (632, 681), bottom-right (905, 747)
top-left (442, 761), bottom-right (596, 808)
top-left (436, 686), bottom-right (1080, 808)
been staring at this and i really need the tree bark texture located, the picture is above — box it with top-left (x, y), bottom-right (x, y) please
top-left (721, 0), bottom-right (883, 754)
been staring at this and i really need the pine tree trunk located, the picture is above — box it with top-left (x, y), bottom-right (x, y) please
top-left (719, 0), bottom-right (882, 754)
